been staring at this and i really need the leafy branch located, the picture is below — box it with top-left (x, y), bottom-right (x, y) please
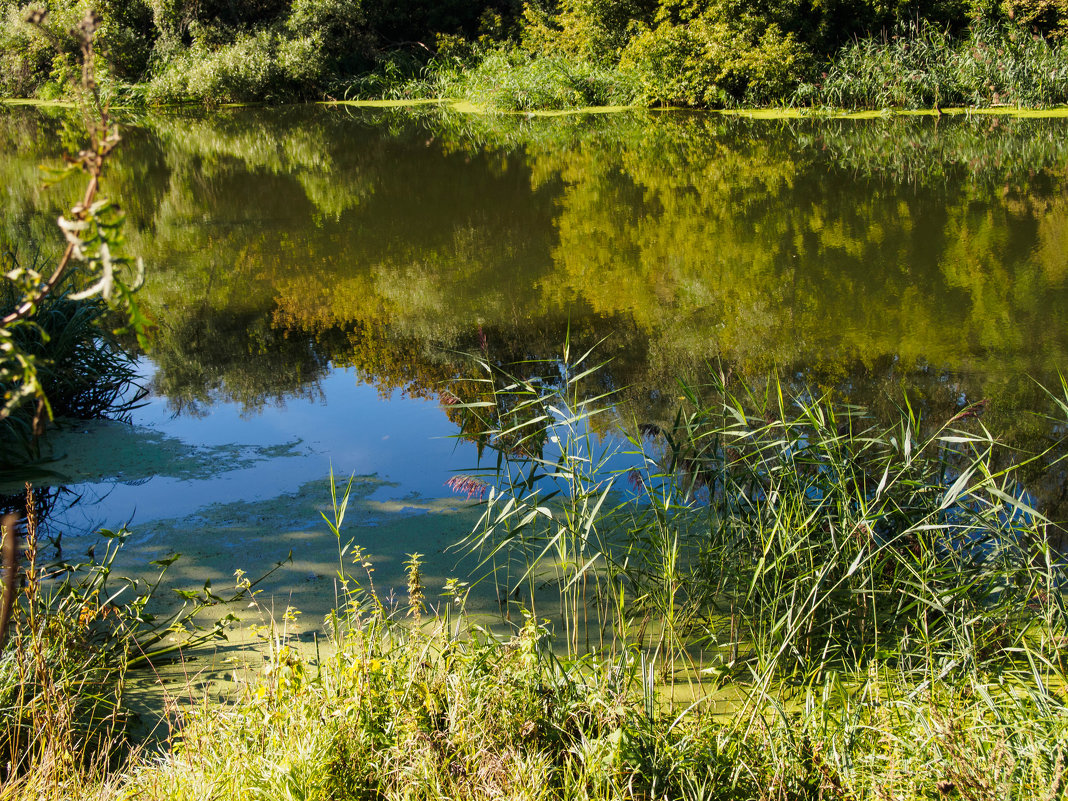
top-left (0, 9), bottom-right (148, 425)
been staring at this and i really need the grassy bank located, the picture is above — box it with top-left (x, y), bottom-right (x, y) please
top-left (7, 0), bottom-right (1068, 110)
top-left (2, 352), bottom-right (1065, 799)
top-left (83, 583), bottom-right (1068, 800)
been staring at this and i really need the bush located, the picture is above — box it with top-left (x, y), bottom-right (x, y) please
top-left (439, 46), bottom-right (641, 110)
top-left (0, 0), bottom-right (155, 97)
top-left (0, 248), bottom-right (144, 466)
top-left (619, 14), bottom-right (805, 107)
top-left (520, 0), bottom-right (658, 63)
top-left (1003, 0), bottom-right (1068, 39)
top-left (145, 27), bottom-right (338, 103)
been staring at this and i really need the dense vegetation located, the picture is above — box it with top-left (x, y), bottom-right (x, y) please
top-left (5, 0), bottom-right (1068, 106)
top-left (1, 38), bottom-right (1067, 801)
top-left (4, 355), bottom-right (1068, 800)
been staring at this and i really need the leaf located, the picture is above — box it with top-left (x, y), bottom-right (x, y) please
top-left (150, 553), bottom-right (181, 569)
top-left (939, 466), bottom-right (974, 510)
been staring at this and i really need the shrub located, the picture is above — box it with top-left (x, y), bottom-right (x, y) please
top-left (0, 246), bottom-right (144, 466)
top-left (619, 14), bottom-right (805, 107)
top-left (145, 27), bottom-right (338, 103)
top-left (440, 46), bottom-right (640, 110)
top-left (1003, 0), bottom-right (1068, 39)
top-left (520, 0), bottom-right (658, 63)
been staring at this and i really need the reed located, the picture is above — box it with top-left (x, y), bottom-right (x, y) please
top-left (795, 21), bottom-right (1068, 109)
top-left (6, 349), bottom-right (1068, 800)
top-left (451, 350), bottom-right (1067, 692)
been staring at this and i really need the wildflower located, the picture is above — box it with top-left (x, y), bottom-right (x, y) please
top-left (627, 468), bottom-right (643, 490)
top-left (947, 397), bottom-right (989, 425)
top-left (446, 474), bottom-right (489, 499)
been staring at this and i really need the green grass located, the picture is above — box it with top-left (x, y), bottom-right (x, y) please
top-left (3, 349), bottom-right (1068, 799)
top-left (795, 22), bottom-right (1068, 110)
top-left (54, 551), bottom-right (1068, 800)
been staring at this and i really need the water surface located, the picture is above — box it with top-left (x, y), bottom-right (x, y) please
top-left (1, 103), bottom-right (1066, 613)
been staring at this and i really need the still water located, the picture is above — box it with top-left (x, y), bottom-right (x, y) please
top-left (1, 104), bottom-right (1067, 616)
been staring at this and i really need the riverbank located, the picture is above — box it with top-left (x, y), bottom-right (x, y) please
top-left (4, 358), bottom-right (1067, 799)
top-left (6, 2), bottom-right (1068, 112)
top-left (8, 519), bottom-right (1068, 800)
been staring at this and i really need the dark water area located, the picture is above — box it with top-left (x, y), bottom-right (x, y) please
top-left (1, 102), bottom-right (1067, 558)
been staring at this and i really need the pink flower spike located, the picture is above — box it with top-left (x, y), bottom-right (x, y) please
top-left (627, 468), bottom-right (643, 490)
top-left (446, 474), bottom-right (489, 500)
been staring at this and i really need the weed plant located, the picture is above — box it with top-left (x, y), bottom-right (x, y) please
top-left (97, 454), bottom-right (1068, 800)
top-left (0, 484), bottom-right (284, 796)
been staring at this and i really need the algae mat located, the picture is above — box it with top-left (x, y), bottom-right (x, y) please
top-left (116, 475), bottom-right (488, 741)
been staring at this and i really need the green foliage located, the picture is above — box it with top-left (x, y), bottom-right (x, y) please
top-left (0, 10), bottom-right (46, 97)
top-left (5, 0), bottom-right (1068, 106)
top-left (797, 20), bottom-right (1068, 108)
top-left (619, 14), bottom-right (805, 107)
top-left (521, 0), bottom-right (658, 62)
top-left (147, 30), bottom-right (300, 103)
top-left (0, 523), bottom-right (137, 787)
top-left (1003, 0), bottom-right (1068, 38)
top-left (433, 46), bottom-right (640, 110)
top-left (43, 471), bottom-right (1068, 800)
top-left (0, 500), bottom-right (257, 791)
top-left (0, 0), bottom-right (155, 96)
top-left (0, 258), bottom-right (144, 465)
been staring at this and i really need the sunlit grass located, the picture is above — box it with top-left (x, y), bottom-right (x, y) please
top-left (3, 350), bottom-right (1068, 799)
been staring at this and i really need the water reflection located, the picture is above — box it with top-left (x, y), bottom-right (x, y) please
top-left (1, 104), bottom-right (1066, 520)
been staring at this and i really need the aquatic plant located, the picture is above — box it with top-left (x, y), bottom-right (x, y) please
top-left (453, 349), bottom-right (1068, 691)
top-left (95, 531), bottom-right (1068, 801)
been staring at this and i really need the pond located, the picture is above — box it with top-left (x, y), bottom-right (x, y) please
top-left (1, 103), bottom-right (1067, 641)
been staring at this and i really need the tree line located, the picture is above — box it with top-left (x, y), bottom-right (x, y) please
top-left (3, 0), bottom-right (1068, 105)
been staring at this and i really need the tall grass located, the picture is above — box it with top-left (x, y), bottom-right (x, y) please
top-left (795, 22), bottom-right (1068, 109)
top-left (419, 48), bottom-right (641, 111)
top-left (0, 486), bottom-right (286, 796)
top-left (452, 351), bottom-right (1067, 689)
top-left (4, 348), bottom-right (1067, 799)
top-left (91, 418), bottom-right (1068, 798)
